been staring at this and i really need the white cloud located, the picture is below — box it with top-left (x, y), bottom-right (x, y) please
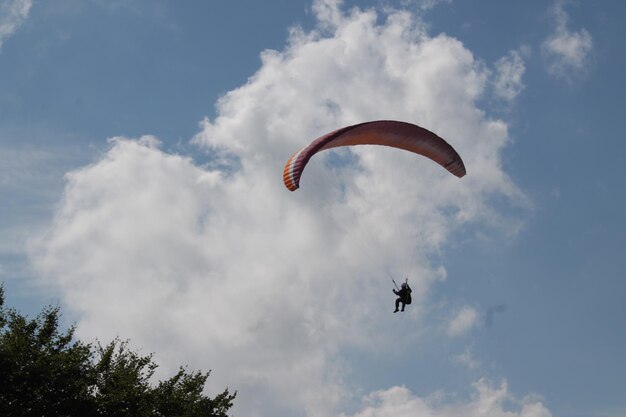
top-left (31, 1), bottom-right (530, 416)
top-left (343, 379), bottom-right (551, 417)
top-left (447, 306), bottom-right (479, 337)
top-left (542, 0), bottom-right (593, 81)
top-left (493, 49), bottom-right (526, 102)
top-left (452, 344), bottom-right (481, 370)
top-left (0, 0), bottom-right (32, 49)
top-left (0, 143), bottom-right (88, 254)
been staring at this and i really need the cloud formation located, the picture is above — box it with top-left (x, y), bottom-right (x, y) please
top-left (493, 49), bottom-right (526, 102)
top-left (0, 143), bottom-right (87, 255)
top-left (447, 305), bottom-right (479, 337)
top-left (343, 379), bottom-right (551, 417)
top-left (0, 0), bottom-right (31, 49)
top-left (452, 345), bottom-right (481, 370)
top-left (32, 1), bottom-right (532, 416)
top-left (542, 0), bottom-right (593, 80)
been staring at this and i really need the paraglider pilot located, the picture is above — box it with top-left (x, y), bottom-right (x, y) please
top-left (393, 281), bottom-right (412, 313)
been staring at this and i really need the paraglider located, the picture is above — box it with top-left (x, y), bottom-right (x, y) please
top-left (393, 278), bottom-right (412, 313)
top-left (282, 120), bottom-right (466, 315)
top-left (283, 120), bottom-right (466, 191)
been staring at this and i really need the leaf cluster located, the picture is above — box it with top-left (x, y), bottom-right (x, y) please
top-left (0, 286), bottom-right (235, 417)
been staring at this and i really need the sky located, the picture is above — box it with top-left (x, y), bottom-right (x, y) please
top-left (1, 0), bottom-right (625, 416)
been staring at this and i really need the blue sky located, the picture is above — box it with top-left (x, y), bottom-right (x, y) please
top-left (1, 1), bottom-right (625, 416)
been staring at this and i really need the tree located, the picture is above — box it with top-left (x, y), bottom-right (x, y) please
top-left (0, 285), bottom-right (235, 417)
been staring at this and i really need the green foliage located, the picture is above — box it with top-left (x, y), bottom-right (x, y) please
top-left (0, 285), bottom-right (235, 417)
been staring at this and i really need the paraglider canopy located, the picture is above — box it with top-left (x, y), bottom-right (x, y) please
top-left (283, 120), bottom-right (466, 191)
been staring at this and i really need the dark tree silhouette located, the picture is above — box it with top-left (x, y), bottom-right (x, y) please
top-left (0, 285), bottom-right (235, 417)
